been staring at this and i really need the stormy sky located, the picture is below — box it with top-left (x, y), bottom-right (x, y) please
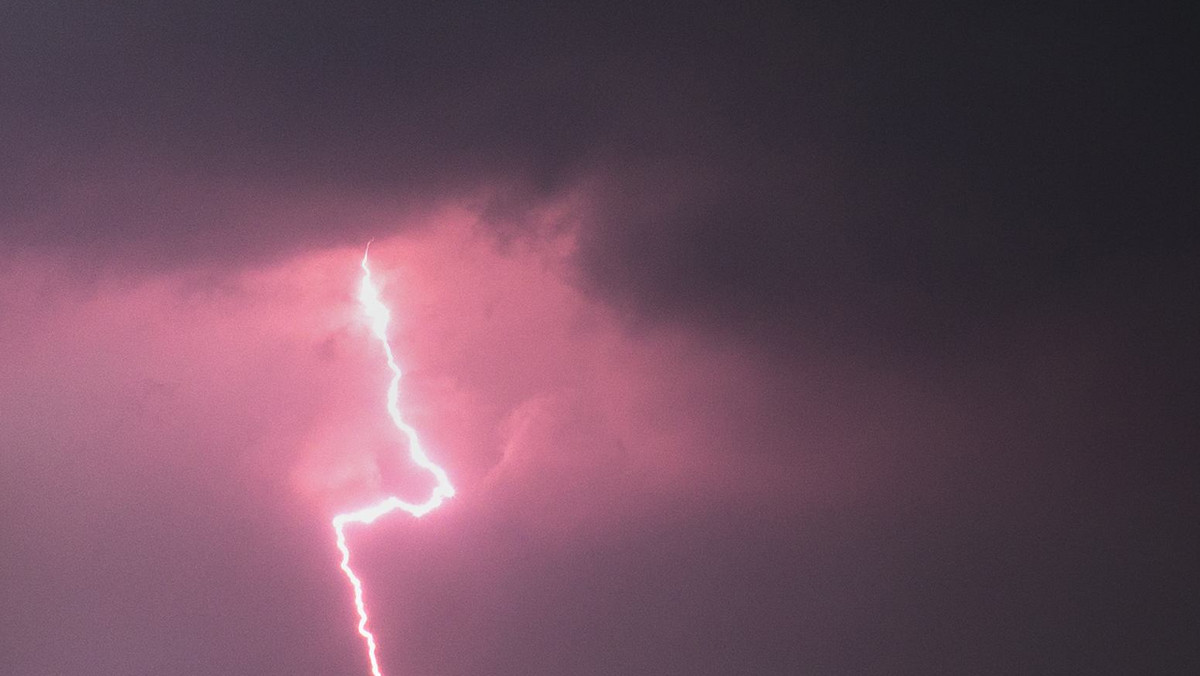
top-left (1, 2), bottom-right (1197, 674)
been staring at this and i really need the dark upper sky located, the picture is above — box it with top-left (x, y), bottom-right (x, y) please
top-left (2, 2), bottom-right (1197, 675)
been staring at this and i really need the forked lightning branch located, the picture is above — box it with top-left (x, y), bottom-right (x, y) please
top-left (331, 245), bottom-right (456, 676)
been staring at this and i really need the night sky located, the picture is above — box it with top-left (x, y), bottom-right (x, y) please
top-left (2, 3), bottom-right (1197, 675)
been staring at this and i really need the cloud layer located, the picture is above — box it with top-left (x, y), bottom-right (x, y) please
top-left (2, 3), bottom-right (1197, 674)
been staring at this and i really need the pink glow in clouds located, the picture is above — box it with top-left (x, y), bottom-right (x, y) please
top-left (0, 211), bottom-right (873, 674)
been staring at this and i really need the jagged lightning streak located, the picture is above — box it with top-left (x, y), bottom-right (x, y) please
top-left (332, 244), bottom-right (455, 676)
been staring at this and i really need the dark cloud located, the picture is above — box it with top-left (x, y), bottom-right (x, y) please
top-left (2, 3), bottom-right (1198, 674)
top-left (3, 2), bottom-right (1195, 353)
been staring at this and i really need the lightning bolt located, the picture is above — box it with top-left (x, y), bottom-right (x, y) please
top-left (332, 244), bottom-right (455, 676)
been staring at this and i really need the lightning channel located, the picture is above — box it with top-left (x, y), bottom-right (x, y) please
top-left (332, 243), bottom-right (455, 676)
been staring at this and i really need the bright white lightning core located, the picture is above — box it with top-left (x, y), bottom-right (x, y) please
top-left (332, 245), bottom-right (455, 676)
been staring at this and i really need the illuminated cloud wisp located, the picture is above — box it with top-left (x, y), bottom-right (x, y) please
top-left (331, 244), bottom-right (456, 676)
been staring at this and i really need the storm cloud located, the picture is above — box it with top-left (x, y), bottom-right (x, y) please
top-left (2, 2), bottom-right (1197, 674)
